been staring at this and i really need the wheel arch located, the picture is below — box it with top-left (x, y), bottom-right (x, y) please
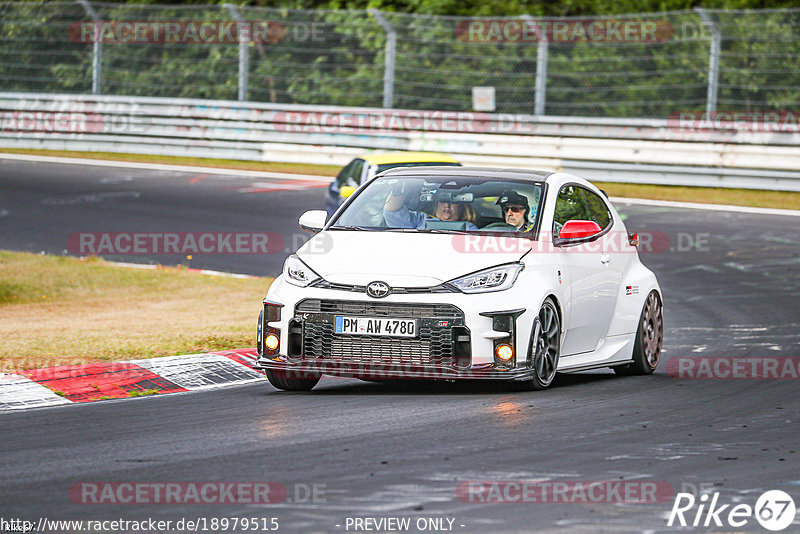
top-left (518, 293), bottom-right (563, 390)
top-left (607, 263), bottom-right (662, 337)
top-left (524, 293), bottom-right (563, 360)
top-left (543, 293), bottom-right (563, 329)
top-left (537, 293), bottom-right (564, 347)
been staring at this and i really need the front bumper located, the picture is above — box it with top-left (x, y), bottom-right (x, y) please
top-left (256, 276), bottom-right (540, 382)
top-left (253, 357), bottom-right (537, 382)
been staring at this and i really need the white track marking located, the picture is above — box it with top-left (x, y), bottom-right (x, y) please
top-left (0, 374), bottom-right (71, 411)
top-left (0, 153), bottom-right (333, 182)
top-left (611, 196), bottom-right (800, 217)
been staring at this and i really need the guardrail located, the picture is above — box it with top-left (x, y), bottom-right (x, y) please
top-left (1, 92), bottom-right (799, 191)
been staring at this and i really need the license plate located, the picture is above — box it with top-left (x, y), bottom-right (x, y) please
top-left (334, 316), bottom-right (417, 338)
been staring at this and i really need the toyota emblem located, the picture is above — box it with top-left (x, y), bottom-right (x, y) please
top-left (366, 281), bottom-right (390, 298)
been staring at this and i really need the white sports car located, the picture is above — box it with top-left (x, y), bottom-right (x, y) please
top-left (255, 167), bottom-right (663, 391)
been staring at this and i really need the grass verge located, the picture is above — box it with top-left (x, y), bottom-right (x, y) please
top-left (600, 182), bottom-right (800, 211)
top-left (0, 251), bottom-right (269, 371)
top-left (1, 148), bottom-right (798, 210)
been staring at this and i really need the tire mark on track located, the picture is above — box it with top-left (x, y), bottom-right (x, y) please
top-left (40, 191), bottom-right (141, 206)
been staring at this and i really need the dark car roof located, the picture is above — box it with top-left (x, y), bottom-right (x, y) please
top-left (379, 166), bottom-right (553, 182)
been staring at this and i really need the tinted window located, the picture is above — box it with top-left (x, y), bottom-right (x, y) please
top-left (336, 161), bottom-right (356, 188)
top-left (553, 185), bottom-right (590, 233)
top-left (581, 188), bottom-right (612, 229)
top-left (336, 159), bottom-right (364, 188)
top-left (350, 159), bottom-right (365, 185)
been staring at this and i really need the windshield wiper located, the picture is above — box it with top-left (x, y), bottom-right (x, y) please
top-left (381, 228), bottom-right (472, 234)
top-left (385, 228), bottom-right (472, 235)
top-left (417, 228), bottom-right (469, 234)
top-left (330, 225), bottom-right (371, 231)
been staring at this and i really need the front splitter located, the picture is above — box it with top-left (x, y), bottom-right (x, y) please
top-left (254, 357), bottom-right (536, 382)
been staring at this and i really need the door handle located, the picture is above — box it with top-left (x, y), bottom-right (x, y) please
top-left (600, 255), bottom-right (611, 265)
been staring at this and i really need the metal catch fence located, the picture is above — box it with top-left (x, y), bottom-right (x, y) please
top-left (1, 3), bottom-right (799, 118)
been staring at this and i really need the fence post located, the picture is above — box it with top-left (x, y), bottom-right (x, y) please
top-left (523, 15), bottom-right (548, 116)
top-left (370, 9), bottom-right (396, 109)
top-left (224, 4), bottom-right (249, 101)
top-left (77, 0), bottom-right (102, 95)
top-left (695, 8), bottom-right (720, 115)
top-left (534, 37), bottom-right (549, 116)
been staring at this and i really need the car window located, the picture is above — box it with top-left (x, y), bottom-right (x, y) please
top-left (335, 161), bottom-right (355, 188)
top-left (336, 159), bottom-right (364, 188)
top-left (581, 188), bottom-right (612, 229)
top-left (350, 159), bottom-right (365, 185)
top-left (553, 185), bottom-right (590, 234)
top-left (331, 176), bottom-right (543, 233)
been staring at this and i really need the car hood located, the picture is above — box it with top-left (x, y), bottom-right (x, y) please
top-left (297, 230), bottom-right (530, 286)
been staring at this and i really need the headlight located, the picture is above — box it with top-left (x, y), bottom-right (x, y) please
top-left (283, 255), bottom-right (321, 287)
top-left (449, 263), bottom-right (523, 293)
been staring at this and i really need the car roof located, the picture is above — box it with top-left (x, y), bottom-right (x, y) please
top-left (379, 166), bottom-right (553, 182)
top-left (359, 151), bottom-right (460, 165)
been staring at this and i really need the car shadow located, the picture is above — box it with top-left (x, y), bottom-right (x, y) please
top-left (269, 370), bottom-right (628, 396)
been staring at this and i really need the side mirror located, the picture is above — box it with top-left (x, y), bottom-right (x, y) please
top-left (340, 185), bottom-right (357, 199)
top-left (298, 210), bottom-right (327, 233)
top-left (558, 220), bottom-right (603, 240)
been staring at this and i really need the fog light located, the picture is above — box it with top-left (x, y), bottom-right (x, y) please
top-left (496, 344), bottom-right (514, 361)
top-left (265, 333), bottom-right (280, 351)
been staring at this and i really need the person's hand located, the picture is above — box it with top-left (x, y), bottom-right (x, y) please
top-left (385, 181), bottom-right (407, 212)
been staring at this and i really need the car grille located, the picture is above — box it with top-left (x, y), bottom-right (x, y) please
top-left (310, 280), bottom-right (457, 295)
top-left (293, 299), bottom-right (465, 368)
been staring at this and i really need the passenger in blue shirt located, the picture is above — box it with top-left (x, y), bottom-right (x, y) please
top-left (384, 189), bottom-right (478, 230)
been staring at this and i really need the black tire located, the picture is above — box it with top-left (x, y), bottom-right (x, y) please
top-left (265, 369), bottom-right (321, 391)
top-left (614, 290), bottom-right (663, 376)
top-left (517, 299), bottom-right (561, 391)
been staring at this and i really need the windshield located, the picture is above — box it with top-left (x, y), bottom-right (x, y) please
top-left (331, 175), bottom-right (544, 234)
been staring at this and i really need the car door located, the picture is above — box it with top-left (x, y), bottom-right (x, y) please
top-left (581, 187), bottom-right (629, 335)
top-left (582, 187), bottom-right (629, 304)
top-left (555, 185), bottom-right (620, 356)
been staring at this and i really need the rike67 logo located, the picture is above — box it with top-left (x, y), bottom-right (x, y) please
top-left (668, 490), bottom-right (796, 531)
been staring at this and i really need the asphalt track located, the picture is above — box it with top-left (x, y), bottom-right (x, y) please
top-left (1, 158), bottom-right (799, 533)
top-left (0, 158), bottom-right (325, 277)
